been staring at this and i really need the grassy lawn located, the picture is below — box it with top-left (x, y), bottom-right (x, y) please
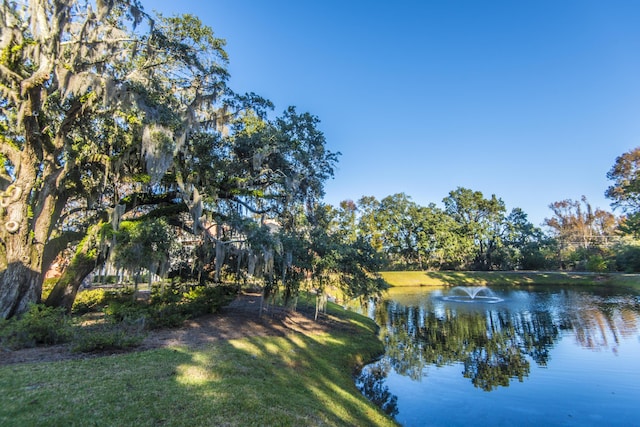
top-left (380, 270), bottom-right (640, 290)
top-left (0, 303), bottom-right (396, 427)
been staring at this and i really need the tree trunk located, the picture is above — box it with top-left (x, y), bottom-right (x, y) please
top-left (148, 262), bottom-right (154, 290)
top-left (45, 223), bottom-right (105, 313)
top-left (44, 252), bottom-right (102, 313)
top-left (0, 263), bottom-right (42, 319)
top-left (0, 174), bottom-right (50, 319)
top-left (315, 295), bottom-right (319, 321)
top-left (0, 128), bottom-right (62, 318)
top-left (134, 268), bottom-right (141, 297)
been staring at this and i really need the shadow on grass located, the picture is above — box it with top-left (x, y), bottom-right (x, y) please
top-left (0, 313), bottom-right (395, 427)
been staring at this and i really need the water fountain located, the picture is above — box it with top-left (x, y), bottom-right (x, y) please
top-left (443, 286), bottom-right (503, 303)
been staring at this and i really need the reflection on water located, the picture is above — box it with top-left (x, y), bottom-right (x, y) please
top-left (357, 286), bottom-right (640, 426)
top-left (560, 292), bottom-right (638, 353)
top-left (355, 361), bottom-right (399, 417)
top-left (378, 300), bottom-right (548, 390)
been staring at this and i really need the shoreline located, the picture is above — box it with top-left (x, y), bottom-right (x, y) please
top-left (380, 270), bottom-right (640, 289)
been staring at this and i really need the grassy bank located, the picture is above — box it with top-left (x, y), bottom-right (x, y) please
top-left (0, 303), bottom-right (395, 427)
top-left (380, 270), bottom-right (640, 290)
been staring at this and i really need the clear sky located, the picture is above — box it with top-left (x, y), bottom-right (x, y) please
top-left (150, 0), bottom-right (640, 227)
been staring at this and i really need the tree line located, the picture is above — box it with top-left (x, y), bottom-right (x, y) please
top-left (331, 187), bottom-right (631, 272)
top-left (341, 144), bottom-right (640, 273)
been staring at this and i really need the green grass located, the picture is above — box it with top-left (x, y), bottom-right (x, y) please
top-left (603, 273), bottom-right (640, 291)
top-left (380, 270), bottom-right (640, 288)
top-left (0, 302), bottom-right (395, 427)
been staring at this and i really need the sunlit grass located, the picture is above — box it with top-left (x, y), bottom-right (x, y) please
top-left (380, 270), bottom-right (640, 288)
top-left (0, 302), bottom-right (394, 427)
top-left (607, 273), bottom-right (640, 290)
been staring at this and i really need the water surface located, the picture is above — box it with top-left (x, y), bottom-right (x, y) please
top-left (357, 285), bottom-right (640, 426)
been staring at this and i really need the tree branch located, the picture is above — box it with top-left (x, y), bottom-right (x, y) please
top-left (20, 58), bottom-right (52, 96)
top-left (228, 196), bottom-right (275, 215)
top-left (0, 136), bottom-right (21, 169)
top-left (119, 190), bottom-right (181, 212)
top-left (56, 99), bottom-right (85, 148)
top-left (41, 230), bottom-right (86, 275)
top-left (0, 64), bottom-right (22, 93)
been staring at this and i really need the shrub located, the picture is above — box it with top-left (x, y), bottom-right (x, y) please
top-left (615, 243), bottom-right (640, 273)
top-left (0, 318), bottom-right (14, 349)
top-left (150, 283), bottom-right (183, 305)
top-left (104, 299), bottom-right (185, 330)
top-left (72, 288), bottom-right (108, 314)
top-left (101, 284), bottom-right (236, 331)
top-left (104, 286), bottom-right (135, 301)
top-left (92, 275), bottom-right (120, 284)
top-left (104, 300), bottom-right (148, 324)
top-left (586, 255), bottom-right (610, 273)
top-left (182, 285), bottom-right (236, 317)
top-left (72, 322), bottom-right (146, 353)
top-left (146, 303), bottom-right (186, 329)
top-left (0, 304), bottom-right (73, 349)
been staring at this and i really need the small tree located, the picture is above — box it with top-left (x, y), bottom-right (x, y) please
top-left (113, 219), bottom-right (174, 295)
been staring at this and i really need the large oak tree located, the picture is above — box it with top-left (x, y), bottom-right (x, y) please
top-left (0, 0), bottom-right (342, 318)
top-left (0, 0), bottom-right (233, 317)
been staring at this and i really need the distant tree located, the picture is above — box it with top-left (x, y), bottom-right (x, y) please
top-left (606, 147), bottom-right (640, 236)
top-left (614, 239), bottom-right (640, 272)
top-left (308, 203), bottom-right (386, 315)
top-left (375, 194), bottom-right (422, 268)
top-left (544, 197), bottom-right (618, 270)
top-left (356, 196), bottom-right (385, 254)
top-left (355, 193), bottom-right (449, 270)
top-left (501, 208), bottom-right (548, 270)
top-left (410, 203), bottom-right (465, 270)
top-left (334, 200), bottom-right (359, 244)
top-left (443, 187), bottom-right (506, 270)
top-left (349, 191), bottom-right (548, 271)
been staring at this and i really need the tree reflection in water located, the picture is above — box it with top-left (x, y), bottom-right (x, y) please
top-left (368, 289), bottom-right (640, 393)
top-left (374, 300), bottom-right (555, 391)
top-left (358, 287), bottom-right (640, 422)
top-left (558, 292), bottom-right (639, 353)
top-left (355, 361), bottom-right (399, 417)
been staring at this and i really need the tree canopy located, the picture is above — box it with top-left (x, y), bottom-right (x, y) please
top-left (606, 147), bottom-right (640, 236)
top-left (0, 0), bottom-right (352, 318)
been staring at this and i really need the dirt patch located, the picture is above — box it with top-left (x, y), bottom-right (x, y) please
top-left (0, 293), bottom-right (344, 366)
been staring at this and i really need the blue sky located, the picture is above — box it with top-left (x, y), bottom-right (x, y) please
top-left (151, 0), bottom-right (640, 226)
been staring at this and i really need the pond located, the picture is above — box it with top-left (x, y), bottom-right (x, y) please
top-left (356, 285), bottom-right (640, 426)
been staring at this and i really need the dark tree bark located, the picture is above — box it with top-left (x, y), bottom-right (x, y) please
top-left (0, 263), bottom-right (42, 319)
